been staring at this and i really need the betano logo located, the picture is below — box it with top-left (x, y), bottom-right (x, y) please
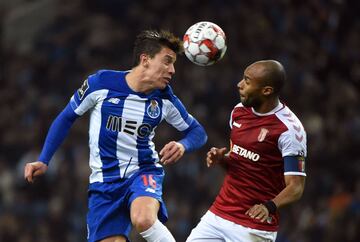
top-left (231, 144), bottom-right (260, 162)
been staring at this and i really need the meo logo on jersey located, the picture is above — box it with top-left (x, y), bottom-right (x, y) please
top-left (147, 100), bottom-right (160, 119)
top-left (106, 115), bottom-right (153, 138)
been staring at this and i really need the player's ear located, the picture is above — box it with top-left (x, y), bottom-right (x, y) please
top-left (140, 54), bottom-right (149, 68)
top-left (262, 86), bottom-right (274, 96)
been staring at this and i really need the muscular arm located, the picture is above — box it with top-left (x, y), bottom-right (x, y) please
top-left (246, 175), bottom-right (305, 222)
top-left (272, 175), bottom-right (305, 209)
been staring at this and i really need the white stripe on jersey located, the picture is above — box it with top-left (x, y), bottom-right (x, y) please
top-left (116, 95), bottom-right (144, 178)
top-left (84, 90), bottom-right (109, 183)
top-left (163, 99), bottom-right (190, 131)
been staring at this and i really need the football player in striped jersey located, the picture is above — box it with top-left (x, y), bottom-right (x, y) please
top-left (25, 30), bottom-right (207, 242)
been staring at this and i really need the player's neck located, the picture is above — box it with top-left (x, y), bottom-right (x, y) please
top-left (126, 69), bottom-right (153, 94)
top-left (254, 98), bottom-right (280, 113)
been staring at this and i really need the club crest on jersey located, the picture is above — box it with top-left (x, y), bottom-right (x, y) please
top-left (258, 128), bottom-right (269, 142)
top-left (147, 100), bottom-right (160, 119)
top-left (77, 79), bottom-right (89, 100)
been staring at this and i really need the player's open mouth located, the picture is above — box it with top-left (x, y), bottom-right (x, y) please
top-left (164, 77), bottom-right (171, 83)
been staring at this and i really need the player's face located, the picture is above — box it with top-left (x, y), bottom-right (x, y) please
top-left (146, 47), bottom-right (176, 90)
top-left (237, 64), bottom-right (265, 108)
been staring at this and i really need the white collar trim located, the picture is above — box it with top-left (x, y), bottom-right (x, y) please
top-left (251, 102), bottom-right (284, 116)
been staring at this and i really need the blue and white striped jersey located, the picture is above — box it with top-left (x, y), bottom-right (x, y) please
top-left (69, 70), bottom-right (196, 183)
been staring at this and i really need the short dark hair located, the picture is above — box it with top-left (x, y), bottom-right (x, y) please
top-left (132, 30), bottom-right (183, 67)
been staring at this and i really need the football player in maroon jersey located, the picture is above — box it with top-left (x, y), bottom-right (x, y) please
top-left (187, 60), bottom-right (307, 242)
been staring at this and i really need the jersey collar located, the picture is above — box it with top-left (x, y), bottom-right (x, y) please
top-left (251, 102), bottom-right (284, 116)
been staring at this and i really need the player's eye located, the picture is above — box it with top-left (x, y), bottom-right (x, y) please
top-left (163, 58), bottom-right (173, 65)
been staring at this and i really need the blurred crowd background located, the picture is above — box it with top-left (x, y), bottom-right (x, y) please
top-left (0, 0), bottom-right (359, 241)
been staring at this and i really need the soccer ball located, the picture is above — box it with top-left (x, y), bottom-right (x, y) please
top-left (183, 21), bottom-right (227, 66)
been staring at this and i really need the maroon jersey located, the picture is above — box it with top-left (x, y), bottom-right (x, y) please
top-left (210, 102), bottom-right (307, 231)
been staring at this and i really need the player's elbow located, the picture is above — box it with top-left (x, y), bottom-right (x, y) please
top-left (291, 182), bottom-right (305, 202)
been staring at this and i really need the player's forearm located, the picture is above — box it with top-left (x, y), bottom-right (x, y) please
top-left (39, 103), bottom-right (79, 164)
top-left (271, 175), bottom-right (305, 209)
top-left (179, 119), bottom-right (207, 152)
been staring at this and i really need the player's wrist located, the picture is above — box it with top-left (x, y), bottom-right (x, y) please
top-left (263, 200), bottom-right (277, 214)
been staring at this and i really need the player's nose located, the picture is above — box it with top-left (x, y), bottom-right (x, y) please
top-left (169, 64), bottom-right (175, 75)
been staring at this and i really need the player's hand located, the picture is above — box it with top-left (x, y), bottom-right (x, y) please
top-left (24, 161), bottom-right (48, 183)
top-left (206, 147), bottom-right (227, 167)
top-left (159, 141), bottom-right (185, 165)
top-left (245, 204), bottom-right (269, 223)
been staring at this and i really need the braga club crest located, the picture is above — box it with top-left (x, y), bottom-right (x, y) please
top-left (258, 128), bottom-right (269, 142)
top-left (147, 100), bottom-right (160, 119)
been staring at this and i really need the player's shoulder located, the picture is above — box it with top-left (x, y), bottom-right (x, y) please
top-left (95, 69), bottom-right (127, 79)
top-left (154, 85), bottom-right (176, 100)
top-left (276, 105), bottom-right (307, 156)
top-left (275, 105), bottom-right (306, 136)
top-left (231, 102), bottom-right (252, 116)
top-left (234, 102), bottom-right (244, 109)
top-left (89, 69), bottom-right (128, 88)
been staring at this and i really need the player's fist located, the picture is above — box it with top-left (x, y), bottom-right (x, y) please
top-left (245, 204), bottom-right (269, 223)
top-left (24, 161), bottom-right (48, 183)
top-left (206, 147), bottom-right (227, 167)
top-left (159, 141), bottom-right (185, 165)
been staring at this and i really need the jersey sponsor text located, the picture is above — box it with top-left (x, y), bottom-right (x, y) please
top-left (231, 144), bottom-right (260, 162)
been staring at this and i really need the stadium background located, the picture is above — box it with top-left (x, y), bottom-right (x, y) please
top-left (0, 0), bottom-right (359, 241)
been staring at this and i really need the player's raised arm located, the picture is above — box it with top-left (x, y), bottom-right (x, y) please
top-left (160, 88), bottom-right (207, 165)
top-left (160, 118), bottom-right (207, 165)
top-left (23, 103), bottom-right (79, 182)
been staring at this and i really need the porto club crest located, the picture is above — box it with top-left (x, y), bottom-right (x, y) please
top-left (147, 100), bottom-right (160, 119)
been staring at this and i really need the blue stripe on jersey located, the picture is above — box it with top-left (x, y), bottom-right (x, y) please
top-left (99, 91), bottom-right (128, 182)
top-left (137, 99), bottom-right (163, 169)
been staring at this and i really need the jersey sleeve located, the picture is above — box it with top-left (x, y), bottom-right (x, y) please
top-left (38, 103), bottom-right (79, 164)
top-left (69, 72), bottom-right (106, 116)
top-left (162, 95), bottom-right (207, 152)
top-left (162, 95), bottom-right (194, 131)
top-left (278, 124), bottom-right (307, 158)
top-left (278, 119), bottom-right (307, 176)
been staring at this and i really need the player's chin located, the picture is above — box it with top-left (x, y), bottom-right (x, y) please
top-left (240, 97), bottom-right (249, 106)
top-left (160, 83), bottom-right (169, 89)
